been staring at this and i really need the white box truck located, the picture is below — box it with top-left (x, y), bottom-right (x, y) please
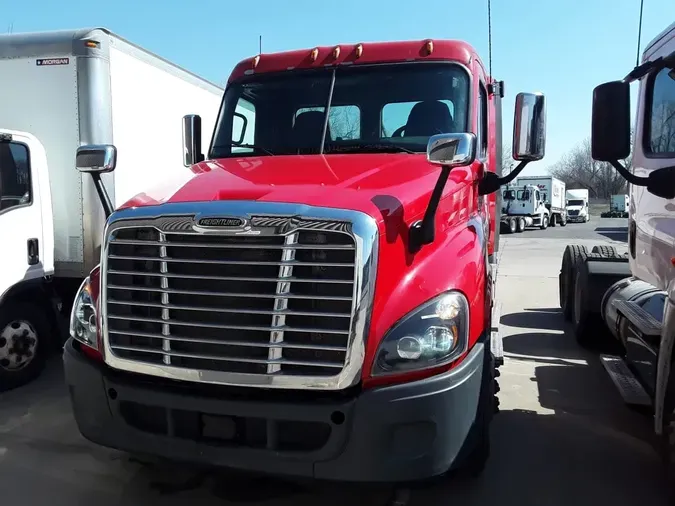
top-left (515, 175), bottom-right (567, 227)
top-left (565, 188), bottom-right (590, 222)
top-left (0, 28), bottom-right (223, 391)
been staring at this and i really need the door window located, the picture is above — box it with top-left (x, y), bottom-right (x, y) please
top-left (0, 141), bottom-right (31, 212)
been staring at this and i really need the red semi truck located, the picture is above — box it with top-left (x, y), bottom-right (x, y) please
top-left (64, 39), bottom-right (545, 482)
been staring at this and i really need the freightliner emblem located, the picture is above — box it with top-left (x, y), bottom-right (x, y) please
top-left (197, 217), bottom-right (246, 228)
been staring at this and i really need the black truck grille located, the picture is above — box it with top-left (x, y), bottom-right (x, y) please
top-left (103, 221), bottom-right (357, 379)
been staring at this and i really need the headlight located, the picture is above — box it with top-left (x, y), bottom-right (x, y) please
top-left (372, 291), bottom-right (469, 375)
top-left (69, 276), bottom-right (98, 350)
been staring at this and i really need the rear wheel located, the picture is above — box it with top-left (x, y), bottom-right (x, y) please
top-left (592, 245), bottom-right (619, 258)
top-left (516, 217), bottom-right (525, 233)
top-left (559, 245), bottom-right (588, 321)
top-left (550, 214), bottom-right (557, 227)
top-left (509, 218), bottom-right (517, 234)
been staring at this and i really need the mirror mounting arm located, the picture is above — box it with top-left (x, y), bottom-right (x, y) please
top-left (409, 165), bottom-right (451, 254)
top-left (608, 159), bottom-right (648, 186)
top-left (90, 172), bottom-right (114, 219)
top-left (478, 160), bottom-right (530, 196)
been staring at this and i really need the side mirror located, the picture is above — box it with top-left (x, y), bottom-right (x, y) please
top-left (591, 81), bottom-right (631, 162)
top-left (426, 133), bottom-right (476, 167)
top-left (183, 114), bottom-right (204, 167)
top-left (76, 145), bottom-right (116, 173)
top-left (75, 145), bottom-right (115, 218)
top-left (512, 92), bottom-right (546, 161)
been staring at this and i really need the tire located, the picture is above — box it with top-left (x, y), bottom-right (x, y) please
top-left (456, 345), bottom-right (495, 478)
top-left (517, 217), bottom-right (525, 232)
top-left (559, 245), bottom-right (589, 321)
top-left (560, 217), bottom-right (567, 227)
top-left (572, 261), bottom-right (604, 347)
top-left (550, 214), bottom-right (556, 227)
top-left (591, 245), bottom-right (619, 258)
top-left (0, 301), bottom-right (50, 392)
top-left (509, 218), bottom-right (517, 234)
top-left (540, 215), bottom-right (549, 230)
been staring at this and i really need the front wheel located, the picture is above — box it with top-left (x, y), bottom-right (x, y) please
top-left (0, 302), bottom-right (50, 392)
top-left (540, 215), bottom-right (549, 230)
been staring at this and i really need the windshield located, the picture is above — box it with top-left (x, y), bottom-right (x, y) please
top-left (210, 63), bottom-right (470, 158)
top-left (503, 189), bottom-right (515, 200)
top-left (568, 199), bottom-right (584, 206)
top-left (517, 190), bottom-right (530, 201)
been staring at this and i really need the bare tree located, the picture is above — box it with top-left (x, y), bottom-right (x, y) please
top-left (549, 135), bottom-right (631, 198)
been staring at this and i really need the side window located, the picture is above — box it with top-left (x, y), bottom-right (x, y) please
top-left (0, 141), bottom-right (31, 212)
top-left (478, 84), bottom-right (488, 159)
top-left (295, 105), bottom-right (361, 140)
top-left (232, 98), bottom-right (256, 154)
top-left (381, 100), bottom-right (455, 137)
top-left (646, 67), bottom-right (675, 155)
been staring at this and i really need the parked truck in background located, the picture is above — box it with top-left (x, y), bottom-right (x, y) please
top-left (610, 193), bottom-right (630, 217)
top-left (565, 188), bottom-right (590, 222)
top-left (500, 181), bottom-right (551, 233)
top-left (63, 39), bottom-right (546, 483)
top-left (515, 175), bottom-right (566, 227)
top-left (0, 28), bottom-right (223, 391)
top-left (558, 21), bottom-right (675, 486)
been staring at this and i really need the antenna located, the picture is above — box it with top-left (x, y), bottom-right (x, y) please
top-left (259, 35), bottom-right (262, 54)
top-left (487, 0), bottom-right (492, 78)
top-left (635, 0), bottom-right (645, 66)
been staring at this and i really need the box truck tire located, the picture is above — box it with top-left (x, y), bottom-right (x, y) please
top-left (559, 244), bottom-right (589, 321)
top-left (0, 302), bottom-right (49, 392)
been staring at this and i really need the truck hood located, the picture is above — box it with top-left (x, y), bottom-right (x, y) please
top-left (567, 205), bottom-right (585, 212)
top-left (118, 154), bottom-right (474, 226)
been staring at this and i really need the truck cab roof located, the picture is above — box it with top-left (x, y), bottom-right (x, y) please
top-left (228, 40), bottom-right (483, 83)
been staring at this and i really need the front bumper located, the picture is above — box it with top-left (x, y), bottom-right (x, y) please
top-left (64, 338), bottom-right (485, 483)
top-left (566, 215), bottom-right (586, 222)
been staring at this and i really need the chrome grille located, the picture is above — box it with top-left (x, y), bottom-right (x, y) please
top-left (567, 209), bottom-right (579, 216)
top-left (105, 221), bottom-right (357, 380)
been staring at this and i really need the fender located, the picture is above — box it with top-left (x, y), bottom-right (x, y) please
top-left (363, 211), bottom-right (488, 388)
top-left (654, 291), bottom-right (675, 435)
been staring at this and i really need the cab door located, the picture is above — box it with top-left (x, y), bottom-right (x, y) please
top-left (0, 130), bottom-right (53, 301)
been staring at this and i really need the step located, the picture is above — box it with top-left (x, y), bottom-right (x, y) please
top-left (490, 302), bottom-right (504, 367)
top-left (612, 299), bottom-right (662, 338)
top-left (599, 354), bottom-right (652, 407)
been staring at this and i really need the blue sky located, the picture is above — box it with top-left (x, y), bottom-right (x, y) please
top-left (4, 0), bottom-right (674, 175)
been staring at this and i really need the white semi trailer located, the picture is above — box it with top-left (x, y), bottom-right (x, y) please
top-left (0, 28), bottom-right (223, 391)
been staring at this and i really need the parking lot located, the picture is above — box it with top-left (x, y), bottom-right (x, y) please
top-left (0, 217), bottom-right (668, 505)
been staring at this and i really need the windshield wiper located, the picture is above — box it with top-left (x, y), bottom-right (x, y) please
top-left (325, 144), bottom-right (417, 154)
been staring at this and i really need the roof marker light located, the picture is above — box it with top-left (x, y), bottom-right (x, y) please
top-left (252, 55), bottom-right (260, 68)
top-left (333, 45), bottom-right (341, 59)
top-left (424, 40), bottom-right (434, 55)
top-left (310, 48), bottom-right (319, 62)
top-left (355, 43), bottom-right (363, 59)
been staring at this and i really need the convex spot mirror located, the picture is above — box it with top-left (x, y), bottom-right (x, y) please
top-left (426, 133), bottom-right (476, 167)
top-left (647, 166), bottom-right (675, 200)
top-left (76, 144), bottom-right (117, 173)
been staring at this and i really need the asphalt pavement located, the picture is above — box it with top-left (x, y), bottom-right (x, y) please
top-left (1, 216), bottom-right (667, 505)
